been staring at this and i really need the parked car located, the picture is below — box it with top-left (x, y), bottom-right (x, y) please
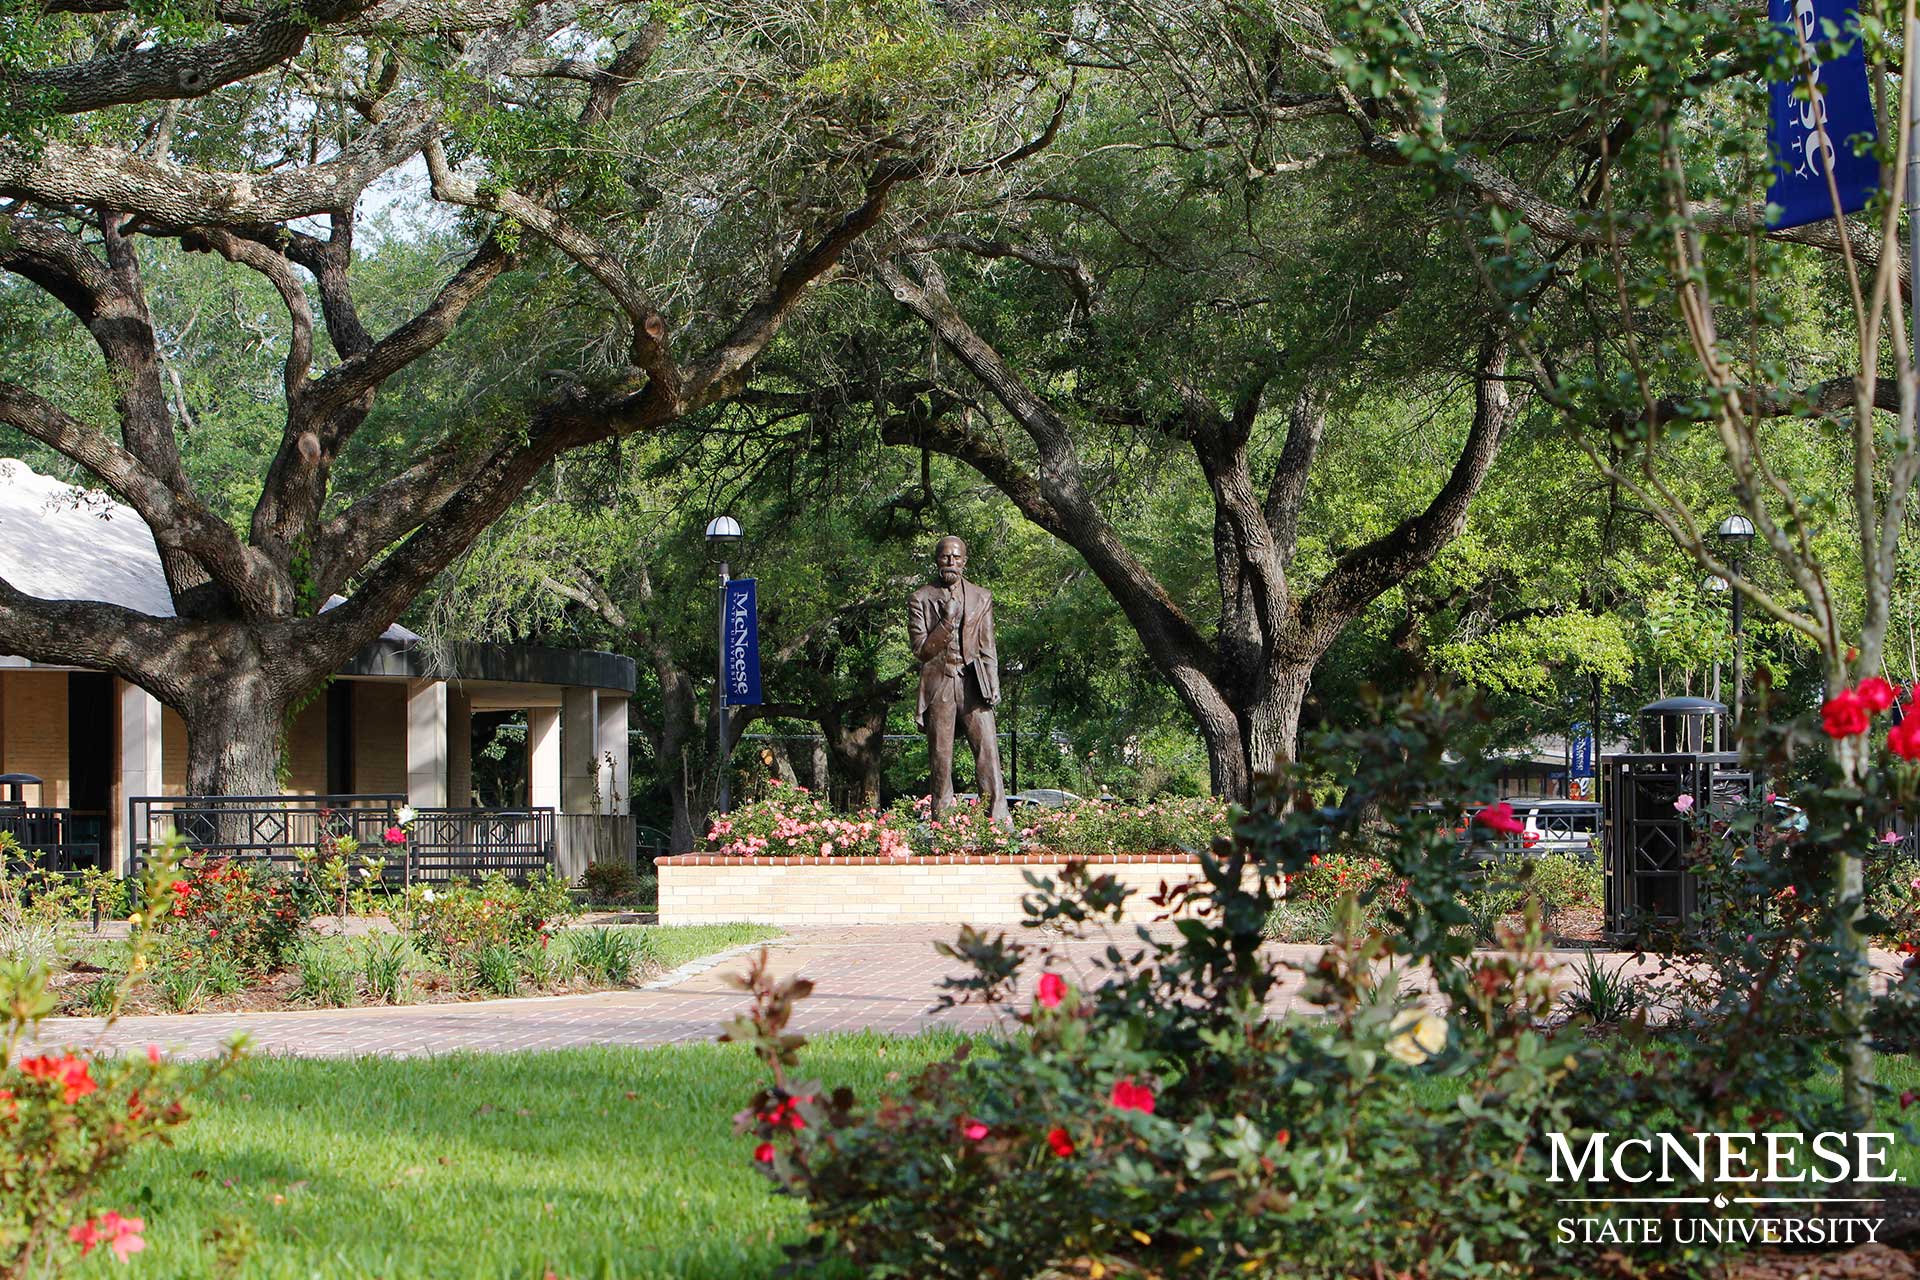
top-left (1011, 788), bottom-right (1082, 809)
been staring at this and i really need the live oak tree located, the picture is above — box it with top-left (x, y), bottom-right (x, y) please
top-left (0, 0), bottom-right (1050, 793)
top-left (829, 1), bottom-right (1535, 802)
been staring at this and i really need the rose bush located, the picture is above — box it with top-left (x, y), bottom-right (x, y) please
top-left (157, 856), bottom-right (312, 975)
top-left (700, 783), bottom-right (1222, 859)
top-left (726, 688), bottom-right (1917, 1278)
top-left (0, 834), bottom-right (240, 1277)
top-left (399, 870), bottom-right (577, 970)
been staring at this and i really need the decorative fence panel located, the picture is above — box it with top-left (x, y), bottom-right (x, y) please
top-left (0, 806), bottom-right (107, 872)
top-left (129, 795), bottom-right (556, 883)
top-left (407, 809), bottom-right (556, 883)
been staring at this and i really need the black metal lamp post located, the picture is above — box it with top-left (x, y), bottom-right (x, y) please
top-left (706, 515), bottom-right (743, 814)
top-left (1005, 660), bottom-right (1024, 795)
top-left (1716, 513), bottom-right (1756, 725)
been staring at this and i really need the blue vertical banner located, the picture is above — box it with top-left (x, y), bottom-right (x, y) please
top-left (1570, 724), bottom-right (1594, 779)
top-left (1767, 0), bottom-right (1878, 229)
top-left (723, 578), bottom-right (762, 706)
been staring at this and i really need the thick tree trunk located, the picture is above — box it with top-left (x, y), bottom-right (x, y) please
top-left (1244, 665), bottom-right (1311, 778)
top-left (824, 711), bottom-right (887, 813)
top-left (179, 661), bottom-right (290, 796)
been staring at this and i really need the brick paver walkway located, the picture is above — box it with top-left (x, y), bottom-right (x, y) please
top-left (24, 926), bottom-right (1910, 1061)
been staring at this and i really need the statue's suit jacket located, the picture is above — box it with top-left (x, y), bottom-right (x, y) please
top-left (907, 579), bottom-right (1001, 729)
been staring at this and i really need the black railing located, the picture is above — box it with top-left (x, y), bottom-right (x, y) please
top-left (0, 806), bottom-right (106, 872)
top-left (408, 808), bottom-right (555, 882)
top-left (129, 794), bottom-right (555, 883)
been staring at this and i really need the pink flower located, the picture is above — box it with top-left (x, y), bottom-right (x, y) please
top-left (145, 1045), bottom-right (161, 1065)
top-left (1673, 794), bottom-right (1694, 814)
top-left (70, 1212), bottom-right (144, 1262)
top-left (1035, 972), bottom-right (1067, 1009)
top-left (961, 1119), bottom-right (990, 1141)
top-left (1046, 1126), bottom-right (1075, 1157)
top-left (1472, 802), bottom-right (1525, 835)
top-left (1109, 1076), bottom-right (1156, 1114)
top-left (820, 841), bottom-right (834, 856)
top-left (1883, 831), bottom-right (1902, 845)
top-left (383, 826), bottom-right (406, 845)
top-left (1822, 689), bottom-right (1871, 738)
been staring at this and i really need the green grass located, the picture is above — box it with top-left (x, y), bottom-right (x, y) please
top-left (82, 1032), bottom-right (968, 1280)
top-left (638, 924), bottom-right (777, 974)
top-left (65, 1034), bottom-right (1918, 1277)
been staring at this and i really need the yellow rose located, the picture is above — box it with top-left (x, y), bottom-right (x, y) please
top-left (132, 955), bottom-right (148, 973)
top-left (128, 912), bottom-right (142, 926)
top-left (1386, 1008), bottom-right (1448, 1066)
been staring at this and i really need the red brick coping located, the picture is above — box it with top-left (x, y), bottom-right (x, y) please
top-left (656, 852), bottom-right (1204, 866)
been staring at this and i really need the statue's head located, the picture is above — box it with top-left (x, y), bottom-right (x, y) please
top-left (934, 535), bottom-right (968, 585)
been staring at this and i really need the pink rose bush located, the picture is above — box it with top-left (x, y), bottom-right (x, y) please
top-left (701, 784), bottom-right (1225, 859)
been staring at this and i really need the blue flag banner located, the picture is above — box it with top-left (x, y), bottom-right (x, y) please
top-left (1767, 0), bottom-right (1878, 229)
top-left (723, 578), bottom-right (762, 706)
top-left (1570, 724), bottom-right (1595, 779)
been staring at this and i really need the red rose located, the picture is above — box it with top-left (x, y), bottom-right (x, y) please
top-left (1108, 1076), bottom-right (1156, 1114)
top-left (1822, 689), bottom-right (1871, 738)
top-left (753, 1142), bottom-right (775, 1163)
top-left (1472, 802), bottom-right (1525, 835)
top-left (1858, 676), bottom-right (1898, 711)
top-left (1890, 716), bottom-right (1920, 761)
top-left (1035, 972), bottom-right (1067, 1009)
top-left (1045, 1126), bottom-right (1075, 1157)
top-left (961, 1119), bottom-right (990, 1141)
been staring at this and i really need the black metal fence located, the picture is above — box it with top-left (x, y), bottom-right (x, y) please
top-left (129, 794), bottom-right (556, 883)
top-left (0, 806), bottom-right (107, 873)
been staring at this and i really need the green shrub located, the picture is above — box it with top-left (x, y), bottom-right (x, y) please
top-left (1560, 952), bottom-right (1644, 1027)
top-left (156, 962), bottom-right (205, 1013)
top-left (728, 688), bottom-right (1899, 1279)
top-left (473, 944), bottom-right (520, 997)
top-left (1512, 852), bottom-right (1603, 922)
top-left (358, 934), bottom-right (414, 1005)
top-left (581, 860), bottom-right (639, 904)
top-left (401, 871), bottom-right (578, 968)
top-left (294, 943), bottom-right (354, 1007)
top-left (522, 935), bottom-right (577, 989)
top-left (568, 927), bottom-right (640, 985)
top-left (159, 858), bottom-right (313, 975)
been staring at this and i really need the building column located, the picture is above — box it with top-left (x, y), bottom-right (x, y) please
top-left (528, 706), bottom-right (560, 810)
top-left (595, 693), bottom-right (630, 815)
top-left (447, 689), bottom-right (473, 809)
top-left (405, 680), bottom-right (448, 808)
top-left (115, 680), bottom-right (164, 875)
top-left (560, 686), bottom-right (597, 813)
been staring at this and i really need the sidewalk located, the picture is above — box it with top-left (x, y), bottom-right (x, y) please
top-left (23, 925), bottom-right (1909, 1061)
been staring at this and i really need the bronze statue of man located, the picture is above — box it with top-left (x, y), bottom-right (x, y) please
top-left (908, 535), bottom-right (1013, 829)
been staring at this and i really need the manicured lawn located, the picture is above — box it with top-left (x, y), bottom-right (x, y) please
top-left (82, 1032), bottom-right (969, 1279)
top-left (638, 923), bottom-right (773, 974)
top-left (71, 1037), bottom-right (1918, 1278)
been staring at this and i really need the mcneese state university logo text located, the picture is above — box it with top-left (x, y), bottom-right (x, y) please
top-left (1546, 1130), bottom-right (1905, 1247)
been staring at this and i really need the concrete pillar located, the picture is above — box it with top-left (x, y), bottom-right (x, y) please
top-left (448, 688), bottom-right (473, 808)
top-left (560, 686), bottom-right (596, 813)
top-left (595, 693), bottom-right (630, 815)
top-left (116, 680), bottom-right (165, 874)
top-left (528, 706), bottom-right (560, 810)
top-left (404, 679), bottom-right (448, 808)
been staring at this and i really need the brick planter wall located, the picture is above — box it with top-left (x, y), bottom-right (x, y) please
top-left (655, 853), bottom-right (1216, 926)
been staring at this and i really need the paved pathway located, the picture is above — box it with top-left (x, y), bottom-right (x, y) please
top-left (24, 926), bottom-right (1910, 1060)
